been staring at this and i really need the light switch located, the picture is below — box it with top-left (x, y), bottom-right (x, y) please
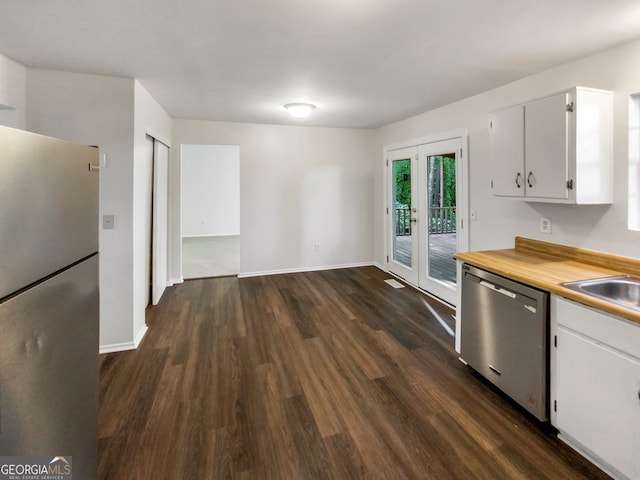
top-left (103, 214), bottom-right (115, 230)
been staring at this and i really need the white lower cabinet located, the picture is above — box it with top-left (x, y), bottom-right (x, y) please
top-left (551, 295), bottom-right (640, 480)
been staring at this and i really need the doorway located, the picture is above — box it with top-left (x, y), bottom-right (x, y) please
top-left (386, 133), bottom-right (468, 306)
top-left (181, 144), bottom-right (240, 279)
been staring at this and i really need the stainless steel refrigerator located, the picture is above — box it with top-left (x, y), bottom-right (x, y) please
top-left (0, 125), bottom-right (99, 479)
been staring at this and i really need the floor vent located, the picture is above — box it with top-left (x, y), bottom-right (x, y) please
top-left (384, 279), bottom-right (405, 289)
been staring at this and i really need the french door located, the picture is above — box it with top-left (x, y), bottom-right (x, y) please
top-left (417, 139), bottom-right (461, 304)
top-left (387, 137), bottom-right (465, 306)
top-left (388, 147), bottom-right (419, 285)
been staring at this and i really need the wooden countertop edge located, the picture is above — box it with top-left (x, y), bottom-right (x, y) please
top-left (454, 237), bottom-right (640, 325)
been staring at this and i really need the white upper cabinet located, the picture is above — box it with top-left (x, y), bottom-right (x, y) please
top-left (488, 105), bottom-right (525, 197)
top-left (489, 87), bottom-right (612, 204)
top-left (525, 93), bottom-right (571, 199)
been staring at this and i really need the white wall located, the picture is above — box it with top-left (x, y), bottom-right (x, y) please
top-left (26, 70), bottom-right (172, 352)
top-left (181, 144), bottom-right (240, 237)
top-left (132, 80), bottom-right (172, 343)
top-left (172, 121), bottom-right (376, 278)
top-left (375, 38), bottom-right (640, 264)
top-left (0, 54), bottom-right (26, 128)
top-left (26, 69), bottom-right (137, 351)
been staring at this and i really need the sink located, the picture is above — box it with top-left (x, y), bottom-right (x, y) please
top-left (561, 276), bottom-right (640, 312)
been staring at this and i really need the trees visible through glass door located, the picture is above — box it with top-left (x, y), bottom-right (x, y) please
top-left (392, 158), bottom-right (413, 267)
top-left (426, 153), bottom-right (457, 286)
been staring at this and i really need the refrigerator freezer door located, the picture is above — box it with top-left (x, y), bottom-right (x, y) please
top-left (0, 255), bottom-right (99, 479)
top-left (0, 126), bottom-right (99, 299)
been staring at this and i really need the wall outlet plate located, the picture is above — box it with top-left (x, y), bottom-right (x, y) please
top-left (540, 217), bottom-right (552, 234)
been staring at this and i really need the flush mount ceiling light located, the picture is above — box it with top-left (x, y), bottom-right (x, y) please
top-left (284, 102), bottom-right (316, 118)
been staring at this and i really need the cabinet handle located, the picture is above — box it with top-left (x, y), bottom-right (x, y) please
top-left (515, 172), bottom-right (522, 188)
top-left (527, 172), bottom-right (535, 188)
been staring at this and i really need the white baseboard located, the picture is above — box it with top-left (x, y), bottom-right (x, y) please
top-left (99, 325), bottom-right (148, 354)
top-left (238, 261), bottom-right (375, 278)
top-left (168, 276), bottom-right (184, 286)
top-left (134, 324), bottom-right (148, 347)
top-left (557, 432), bottom-right (621, 480)
top-left (182, 233), bottom-right (239, 238)
top-left (372, 262), bottom-right (386, 271)
top-left (100, 341), bottom-right (137, 354)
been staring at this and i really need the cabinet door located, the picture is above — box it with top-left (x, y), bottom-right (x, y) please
top-left (489, 105), bottom-right (524, 197)
top-left (555, 326), bottom-right (640, 480)
top-left (525, 93), bottom-right (570, 200)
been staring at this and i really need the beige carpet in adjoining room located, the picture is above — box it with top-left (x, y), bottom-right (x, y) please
top-left (182, 235), bottom-right (239, 279)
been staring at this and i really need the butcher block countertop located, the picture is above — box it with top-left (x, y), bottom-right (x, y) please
top-left (454, 237), bottom-right (640, 325)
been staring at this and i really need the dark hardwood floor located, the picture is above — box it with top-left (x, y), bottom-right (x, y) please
top-left (98, 266), bottom-right (610, 479)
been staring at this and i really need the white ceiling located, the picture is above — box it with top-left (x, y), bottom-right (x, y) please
top-left (2, 0), bottom-right (640, 128)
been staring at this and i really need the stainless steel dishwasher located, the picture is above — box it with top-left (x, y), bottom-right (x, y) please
top-left (460, 263), bottom-right (549, 421)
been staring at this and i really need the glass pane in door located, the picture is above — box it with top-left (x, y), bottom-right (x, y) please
top-left (392, 159), bottom-right (412, 267)
top-left (427, 154), bottom-right (457, 285)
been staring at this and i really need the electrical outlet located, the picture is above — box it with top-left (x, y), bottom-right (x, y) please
top-left (540, 217), bottom-right (552, 234)
top-left (315, 242), bottom-right (321, 252)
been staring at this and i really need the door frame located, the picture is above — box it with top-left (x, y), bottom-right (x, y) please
top-left (151, 139), bottom-right (170, 305)
top-left (179, 144), bottom-right (241, 279)
top-left (383, 129), bottom-right (469, 310)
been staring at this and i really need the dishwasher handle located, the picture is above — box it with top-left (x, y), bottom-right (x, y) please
top-left (478, 279), bottom-right (517, 299)
top-left (465, 270), bottom-right (538, 313)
